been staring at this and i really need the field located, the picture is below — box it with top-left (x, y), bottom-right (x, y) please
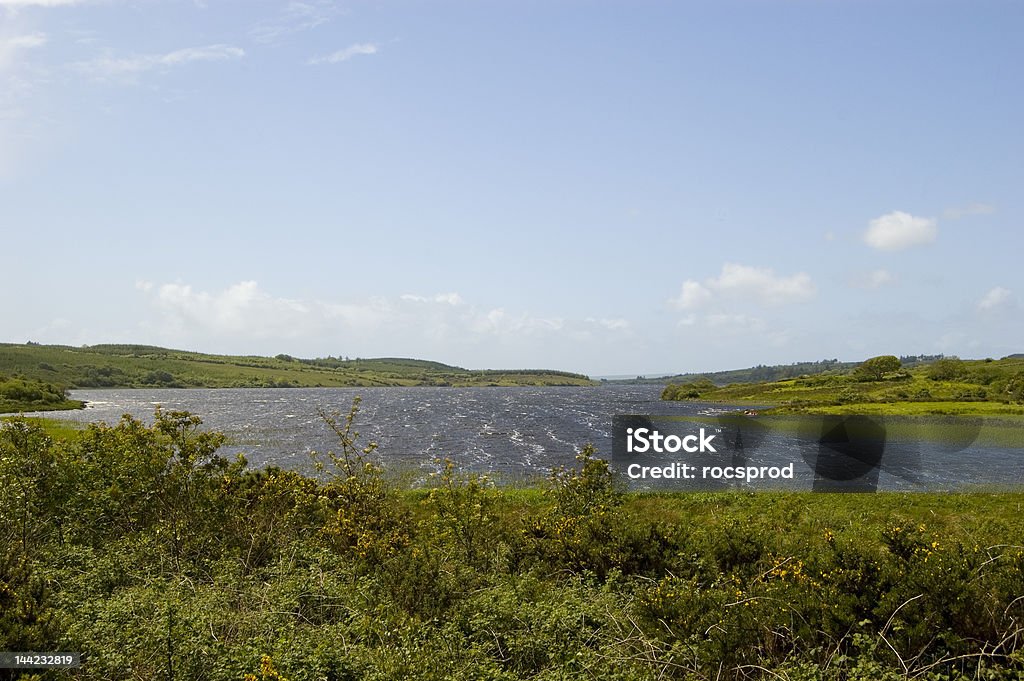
top-left (2, 406), bottom-right (1024, 680)
top-left (663, 355), bottom-right (1024, 419)
top-left (0, 343), bottom-right (595, 413)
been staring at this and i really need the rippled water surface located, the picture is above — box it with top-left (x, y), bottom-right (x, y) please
top-left (37, 385), bottom-right (704, 478)
top-left (27, 385), bottom-right (1023, 489)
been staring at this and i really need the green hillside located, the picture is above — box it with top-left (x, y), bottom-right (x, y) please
top-left (663, 354), bottom-right (1024, 417)
top-left (616, 355), bottom-right (944, 386)
top-left (0, 343), bottom-right (594, 409)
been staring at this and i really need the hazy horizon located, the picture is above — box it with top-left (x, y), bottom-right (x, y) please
top-left (9, 340), bottom-right (1014, 381)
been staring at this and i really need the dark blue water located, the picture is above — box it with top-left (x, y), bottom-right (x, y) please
top-left (25, 386), bottom-right (1024, 490)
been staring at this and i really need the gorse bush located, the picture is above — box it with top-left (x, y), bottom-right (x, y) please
top-left (522, 445), bottom-right (629, 579)
top-left (425, 458), bottom-right (499, 569)
top-left (314, 399), bottom-right (412, 565)
top-left (1, 407), bottom-right (1023, 679)
top-left (547, 443), bottom-right (621, 517)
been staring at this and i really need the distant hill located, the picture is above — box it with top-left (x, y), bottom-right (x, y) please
top-left (608, 356), bottom-right (943, 387)
top-left (0, 343), bottom-right (594, 403)
top-left (661, 354), bottom-right (1024, 417)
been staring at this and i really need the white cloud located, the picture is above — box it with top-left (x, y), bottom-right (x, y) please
top-left (705, 313), bottom-right (765, 331)
top-left (74, 44), bottom-right (245, 80)
top-left (469, 307), bottom-right (564, 337)
top-left (670, 280), bottom-right (712, 310)
top-left (852, 269), bottom-right (895, 289)
top-left (943, 203), bottom-right (995, 220)
top-left (0, 32), bottom-right (45, 53)
top-left (400, 292), bottom-right (463, 305)
top-left (309, 43), bottom-right (378, 65)
top-left (593, 318), bottom-right (629, 331)
top-left (160, 45), bottom-right (245, 66)
top-left (667, 264), bottom-right (810, 349)
top-left (0, 32), bottom-right (45, 75)
top-left (698, 313), bottom-right (791, 347)
top-left (249, 1), bottom-right (341, 44)
top-left (977, 286), bottom-right (1012, 311)
top-left (0, 29), bottom-right (49, 179)
top-left (671, 263), bottom-right (814, 310)
top-left (676, 314), bottom-right (697, 327)
top-left (864, 211), bottom-right (937, 251)
top-left (711, 263), bottom-right (815, 304)
top-left (154, 281), bottom-right (312, 338)
top-left (138, 281), bottom-right (631, 368)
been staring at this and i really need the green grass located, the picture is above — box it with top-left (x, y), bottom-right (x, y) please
top-left (808, 399), bottom-right (1024, 417)
top-left (621, 490), bottom-right (1024, 543)
top-left (0, 415), bottom-right (87, 440)
top-left (664, 355), bottom-right (1024, 419)
top-left (0, 342), bottom-right (595, 399)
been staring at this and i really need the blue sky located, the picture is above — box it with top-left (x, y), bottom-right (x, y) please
top-left (1, 0), bottom-right (1021, 376)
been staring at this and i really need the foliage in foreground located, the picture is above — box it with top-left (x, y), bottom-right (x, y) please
top-left (2, 406), bottom-right (1024, 680)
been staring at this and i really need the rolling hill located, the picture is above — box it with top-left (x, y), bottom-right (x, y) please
top-left (0, 343), bottom-right (595, 413)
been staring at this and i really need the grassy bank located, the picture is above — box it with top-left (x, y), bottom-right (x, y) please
top-left (663, 355), bottom-right (1024, 418)
top-left (0, 415), bottom-right (87, 441)
top-left (0, 343), bottom-right (595, 392)
top-left (0, 375), bottom-right (84, 414)
top-left (2, 408), bottom-right (1023, 679)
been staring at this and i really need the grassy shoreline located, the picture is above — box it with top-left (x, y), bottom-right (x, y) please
top-left (0, 397), bottom-right (85, 414)
top-left (663, 355), bottom-right (1024, 420)
top-left (0, 373), bottom-right (86, 414)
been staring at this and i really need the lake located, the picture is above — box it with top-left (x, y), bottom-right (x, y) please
top-left (26, 385), bottom-right (1024, 490)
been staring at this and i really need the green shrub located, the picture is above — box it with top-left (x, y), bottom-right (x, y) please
top-left (313, 399), bottom-right (412, 565)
